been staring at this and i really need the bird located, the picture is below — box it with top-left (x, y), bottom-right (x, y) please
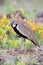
top-left (10, 10), bottom-right (40, 47)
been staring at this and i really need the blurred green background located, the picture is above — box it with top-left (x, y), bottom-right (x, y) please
top-left (0, 0), bottom-right (43, 14)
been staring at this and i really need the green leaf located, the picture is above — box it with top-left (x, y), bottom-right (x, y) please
top-left (0, 29), bottom-right (5, 35)
top-left (6, 40), bottom-right (14, 49)
top-left (17, 62), bottom-right (25, 65)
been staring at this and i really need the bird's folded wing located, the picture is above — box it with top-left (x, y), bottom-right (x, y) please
top-left (16, 21), bottom-right (34, 38)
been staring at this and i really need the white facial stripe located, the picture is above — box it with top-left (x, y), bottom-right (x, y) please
top-left (13, 24), bottom-right (16, 27)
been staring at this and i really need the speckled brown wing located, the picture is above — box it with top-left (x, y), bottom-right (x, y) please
top-left (16, 20), bottom-right (40, 47)
top-left (11, 10), bottom-right (40, 47)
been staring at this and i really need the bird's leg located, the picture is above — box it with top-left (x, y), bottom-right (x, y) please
top-left (20, 37), bottom-right (25, 51)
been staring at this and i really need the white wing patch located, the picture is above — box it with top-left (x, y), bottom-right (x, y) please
top-left (16, 26), bottom-right (27, 36)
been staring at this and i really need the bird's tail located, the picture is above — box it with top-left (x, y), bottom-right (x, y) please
top-left (29, 33), bottom-right (40, 47)
top-left (31, 38), bottom-right (40, 47)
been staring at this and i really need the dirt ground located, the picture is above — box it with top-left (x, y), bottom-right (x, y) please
top-left (0, 46), bottom-right (43, 65)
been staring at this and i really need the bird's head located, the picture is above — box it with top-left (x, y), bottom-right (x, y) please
top-left (10, 10), bottom-right (26, 28)
top-left (15, 10), bottom-right (26, 19)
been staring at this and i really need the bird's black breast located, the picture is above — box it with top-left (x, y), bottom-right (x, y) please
top-left (13, 27), bottom-right (27, 38)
